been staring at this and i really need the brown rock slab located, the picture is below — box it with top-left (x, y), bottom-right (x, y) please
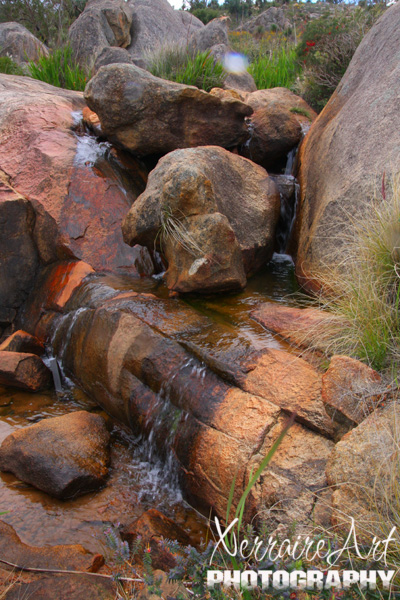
top-left (0, 331), bottom-right (44, 355)
top-left (322, 355), bottom-right (382, 437)
top-left (0, 352), bottom-right (51, 392)
top-left (240, 87), bottom-right (316, 170)
top-left (295, 3), bottom-right (400, 291)
top-left (238, 348), bottom-right (334, 438)
top-left (252, 303), bottom-right (344, 351)
top-left (122, 509), bottom-right (192, 571)
top-left (84, 64), bottom-right (253, 157)
top-left (0, 411), bottom-right (110, 499)
top-left (122, 146), bottom-right (280, 293)
top-left (0, 520), bottom-right (103, 572)
top-left (4, 575), bottom-right (115, 600)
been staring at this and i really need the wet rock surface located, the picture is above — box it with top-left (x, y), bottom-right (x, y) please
top-left (0, 411), bottom-right (110, 499)
top-left (0, 520), bottom-right (103, 572)
top-left (0, 74), bottom-right (151, 276)
top-left (122, 146), bottom-right (280, 293)
top-left (84, 64), bottom-right (252, 157)
top-left (0, 331), bottom-right (44, 355)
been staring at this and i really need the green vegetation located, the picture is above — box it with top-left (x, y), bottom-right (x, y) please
top-left (248, 44), bottom-right (298, 89)
top-left (310, 174), bottom-right (400, 373)
top-left (27, 45), bottom-right (87, 91)
top-left (290, 105), bottom-right (312, 119)
top-left (0, 55), bottom-right (24, 75)
top-left (295, 5), bottom-right (384, 110)
top-left (0, 0), bottom-right (88, 46)
top-left (149, 46), bottom-right (225, 93)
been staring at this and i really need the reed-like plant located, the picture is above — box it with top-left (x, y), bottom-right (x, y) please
top-left (0, 55), bottom-right (24, 75)
top-left (28, 45), bottom-right (87, 91)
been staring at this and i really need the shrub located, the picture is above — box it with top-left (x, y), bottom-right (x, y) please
top-left (0, 0), bottom-right (88, 46)
top-left (149, 46), bottom-right (225, 93)
top-left (308, 173), bottom-right (400, 374)
top-left (0, 55), bottom-right (24, 75)
top-left (191, 7), bottom-right (221, 24)
top-left (248, 44), bottom-right (299, 89)
top-left (27, 45), bottom-right (87, 91)
top-left (295, 5), bottom-right (385, 111)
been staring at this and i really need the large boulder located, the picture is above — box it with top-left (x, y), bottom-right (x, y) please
top-left (240, 87), bottom-right (317, 171)
top-left (122, 146), bottom-right (280, 293)
top-left (295, 2), bottom-right (400, 291)
top-left (0, 22), bottom-right (48, 64)
top-left (127, 0), bottom-right (203, 63)
top-left (189, 17), bottom-right (229, 54)
top-left (69, 0), bottom-right (134, 70)
top-left (84, 64), bottom-right (252, 157)
top-left (0, 74), bottom-right (152, 280)
top-left (0, 411), bottom-right (110, 499)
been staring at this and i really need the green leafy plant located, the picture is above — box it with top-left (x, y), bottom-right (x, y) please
top-left (149, 46), bottom-right (225, 92)
top-left (27, 45), bottom-right (87, 90)
top-left (0, 56), bottom-right (24, 75)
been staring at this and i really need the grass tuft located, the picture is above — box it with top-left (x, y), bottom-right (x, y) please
top-left (305, 173), bottom-right (400, 374)
top-left (27, 45), bottom-right (87, 91)
top-left (248, 44), bottom-right (299, 90)
top-left (0, 56), bottom-right (24, 76)
top-left (148, 45), bottom-right (225, 93)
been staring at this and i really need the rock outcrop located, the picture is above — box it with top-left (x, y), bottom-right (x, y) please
top-left (84, 64), bottom-right (252, 157)
top-left (295, 2), bottom-right (400, 291)
top-left (0, 411), bottom-right (110, 499)
top-left (122, 146), bottom-right (280, 293)
top-left (240, 87), bottom-right (317, 170)
top-left (0, 22), bottom-right (48, 64)
top-left (21, 264), bottom-right (335, 529)
top-left (0, 330), bottom-right (44, 355)
top-left (189, 17), bottom-right (229, 53)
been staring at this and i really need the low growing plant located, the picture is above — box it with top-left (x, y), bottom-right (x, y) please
top-left (0, 56), bottom-right (24, 76)
top-left (248, 44), bottom-right (299, 90)
top-left (27, 45), bottom-right (87, 91)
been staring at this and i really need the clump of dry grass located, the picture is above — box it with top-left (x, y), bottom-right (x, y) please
top-left (302, 173), bottom-right (400, 375)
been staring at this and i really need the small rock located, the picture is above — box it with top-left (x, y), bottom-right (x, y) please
top-left (0, 411), bottom-right (110, 499)
top-left (122, 509), bottom-right (192, 571)
top-left (0, 330), bottom-right (44, 356)
top-left (0, 351), bottom-right (51, 392)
